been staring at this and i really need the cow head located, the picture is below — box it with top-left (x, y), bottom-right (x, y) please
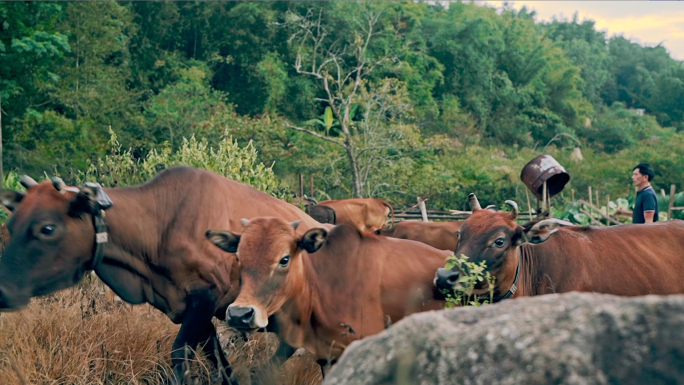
top-left (0, 177), bottom-right (107, 310)
top-left (206, 217), bottom-right (326, 329)
top-left (434, 193), bottom-right (572, 295)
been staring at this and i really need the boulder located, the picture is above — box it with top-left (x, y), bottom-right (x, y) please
top-left (324, 292), bottom-right (684, 385)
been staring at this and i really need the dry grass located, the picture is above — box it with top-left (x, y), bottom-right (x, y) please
top-left (0, 276), bottom-right (322, 385)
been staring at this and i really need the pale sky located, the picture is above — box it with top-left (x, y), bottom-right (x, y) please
top-left (471, 1), bottom-right (684, 61)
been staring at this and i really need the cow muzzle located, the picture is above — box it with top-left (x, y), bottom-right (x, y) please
top-left (0, 283), bottom-right (30, 310)
top-left (227, 305), bottom-right (267, 329)
top-left (434, 268), bottom-right (461, 291)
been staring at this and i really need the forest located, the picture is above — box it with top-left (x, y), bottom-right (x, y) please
top-left (2, 1), bottom-right (684, 211)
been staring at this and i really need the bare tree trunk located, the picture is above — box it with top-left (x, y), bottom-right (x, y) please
top-left (339, 117), bottom-right (363, 197)
top-left (344, 142), bottom-right (362, 198)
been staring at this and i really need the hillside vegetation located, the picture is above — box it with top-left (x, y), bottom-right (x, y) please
top-left (2, 1), bottom-right (683, 208)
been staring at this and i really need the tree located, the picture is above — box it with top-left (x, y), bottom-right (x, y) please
top-left (281, 3), bottom-right (430, 197)
top-left (144, 61), bottom-right (227, 149)
top-left (0, 2), bottom-right (70, 170)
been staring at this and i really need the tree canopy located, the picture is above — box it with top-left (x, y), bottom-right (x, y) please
top-left (1, 1), bottom-right (683, 208)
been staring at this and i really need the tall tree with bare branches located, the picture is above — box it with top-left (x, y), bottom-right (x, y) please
top-left (281, 2), bottom-right (433, 197)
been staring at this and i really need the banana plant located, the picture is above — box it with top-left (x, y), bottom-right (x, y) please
top-left (302, 104), bottom-right (358, 136)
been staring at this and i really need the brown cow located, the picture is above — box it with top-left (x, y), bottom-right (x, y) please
top-left (435, 193), bottom-right (684, 301)
top-left (317, 198), bottom-right (393, 231)
top-left (0, 166), bottom-right (319, 385)
top-left (206, 217), bottom-right (450, 374)
top-left (375, 220), bottom-right (463, 251)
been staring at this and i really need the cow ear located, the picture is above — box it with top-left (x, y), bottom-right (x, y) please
top-left (206, 230), bottom-right (241, 253)
top-left (522, 219), bottom-right (573, 244)
top-left (299, 228), bottom-right (327, 253)
top-left (69, 187), bottom-right (97, 217)
top-left (0, 190), bottom-right (25, 211)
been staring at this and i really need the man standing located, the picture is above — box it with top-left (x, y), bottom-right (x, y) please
top-left (615, 163), bottom-right (659, 223)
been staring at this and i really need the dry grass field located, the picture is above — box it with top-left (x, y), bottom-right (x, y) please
top-left (0, 276), bottom-right (322, 385)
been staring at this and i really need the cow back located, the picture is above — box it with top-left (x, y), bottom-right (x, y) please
top-left (306, 204), bottom-right (336, 224)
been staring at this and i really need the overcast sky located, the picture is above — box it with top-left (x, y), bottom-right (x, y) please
top-left (472, 1), bottom-right (684, 60)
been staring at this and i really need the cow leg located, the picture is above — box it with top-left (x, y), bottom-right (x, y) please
top-left (202, 324), bottom-right (235, 384)
top-left (171, 289), bottom-right (237, 385)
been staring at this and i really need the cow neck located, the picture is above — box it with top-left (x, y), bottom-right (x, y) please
top-left (88, 208), bottom-right (109, 270)
top-left (484, 246), bottom-right (521, 303)
top-left (275, 245), bottom-right (345, 346)
top-left (279, 251), bottom-right (316, 324)
top-left (516, 243), bottom-right (542, 297)
top-left (90, 186), bottom-right (163, 304)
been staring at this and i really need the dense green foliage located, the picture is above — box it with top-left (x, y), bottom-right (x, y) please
top-left (76, 129), bottom-right (282, 195)
top-left (443, 253), bottom-right (495, 308)
top-left (1, 1), bottom-right (683, 208)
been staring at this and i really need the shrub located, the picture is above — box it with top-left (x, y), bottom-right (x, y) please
top-left (76, 129), bottom-right (284, 197)
top-left (442, 254), bottom-right (496, 308)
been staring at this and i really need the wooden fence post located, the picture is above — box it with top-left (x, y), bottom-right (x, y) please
top-left (571, 189), bottom-right (575, 202)
top-left (525, 188), bottom-right (533, 221)
top-left (669, 184), bottom-right (676, 220)
top-left (588, 186), bottom-right (593, 219)
top-left (299, 174), bottom-right (303, 198)
top-left (310, 175), bottom-right (314, 198)
top-left (417, 197), bottom-right (428, 222)
top-left (595, 190), bottom-right (599, 215)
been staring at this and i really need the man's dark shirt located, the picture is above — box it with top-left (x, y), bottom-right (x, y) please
top-left (633, 185), bottom-right (659, 223)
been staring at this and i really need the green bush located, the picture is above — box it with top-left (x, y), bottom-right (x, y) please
top-left (76, 129), bottom-right (283, 197)
top-left (443, 254), bottom-right (496, 308)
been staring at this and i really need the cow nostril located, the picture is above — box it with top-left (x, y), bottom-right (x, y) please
top-left (228, 306), bottom-right (256, 327)
top-left (243, 308), bottom-right (254, 321)
top-left (436, 268), bottom-right (461, 290)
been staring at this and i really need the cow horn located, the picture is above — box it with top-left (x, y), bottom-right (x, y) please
top-left (468, 193), bottom-right (482, 211)
top-left (52, 177), bottom-right (66, 193)
top-left (290, 220), bottom-right (302, 230)
top-left (505, 200), bottom-right (518, 220)
top-left (240, 218), bottom-right (250, 227)
top-left (19, 175), bottom-right (38, 189)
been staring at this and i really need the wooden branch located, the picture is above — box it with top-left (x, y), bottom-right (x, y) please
top-left (282, 121), bottom-right (345, 147)
top-left (316, 57), bottom-right (335, 75)
top-left (355, 147), bottom-right (383, 160)
top-left (579, 208), bottom-right (606, 226)
top-left (395, 199), bottom-right (428, 215)
top-left (578, 200), bottom-right (622, 225)
top-left (449, 210), bottom-right (472, 215)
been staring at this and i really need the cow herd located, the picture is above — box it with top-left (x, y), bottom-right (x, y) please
top-left (1, 166), bottom-right (684, 385)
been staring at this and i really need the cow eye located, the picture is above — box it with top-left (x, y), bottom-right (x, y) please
top-left (492, 237), bottom-right (506, 248)
top-left (279, 255), bottom-right (290, 267)
top-left (40, 224), bottom-right (56, 237)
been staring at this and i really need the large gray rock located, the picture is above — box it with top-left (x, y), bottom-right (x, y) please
top-left (324, 293), bottom-right (684, 385)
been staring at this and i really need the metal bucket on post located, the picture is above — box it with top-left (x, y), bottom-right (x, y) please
top-left (520, 154), bottom-right (570, 200)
